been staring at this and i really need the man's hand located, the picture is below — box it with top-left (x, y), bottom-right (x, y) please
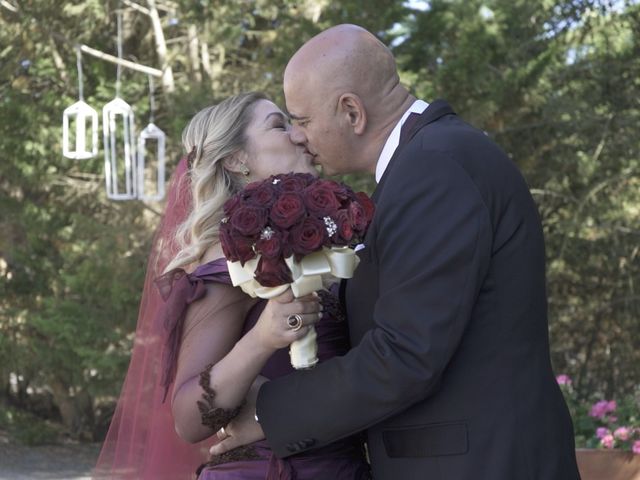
top-left (210, 377), bottom-right (267, 455)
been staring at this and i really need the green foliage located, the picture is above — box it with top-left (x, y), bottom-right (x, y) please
top-left (558, 379), bottom-right (640, 451)
top-left (395, 0), bottom-right (640, 398)
top-left (0, 405), bottom-right (62, 446)
top-left (1, 0), bottom-right (638, 442)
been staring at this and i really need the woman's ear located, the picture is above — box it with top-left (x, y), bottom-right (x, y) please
top-left (223, 151), bottom-right (251, 176)
top-left (337, 93), bottom-right (367, 135)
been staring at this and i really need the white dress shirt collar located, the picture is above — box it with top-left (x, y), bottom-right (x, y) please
top-left (375, 99), bottom-right (429, 183)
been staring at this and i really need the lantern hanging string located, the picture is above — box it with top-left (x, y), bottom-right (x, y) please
top-left (76, 46), bottom-right (84, 101)
top-left (148, 75), bottom-right (155, 124)
top-left (116, 10), bottom-right (123, 98)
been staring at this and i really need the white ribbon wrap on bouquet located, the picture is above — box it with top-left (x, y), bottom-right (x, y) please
top-left (227, 246), bottom-right (360, 369)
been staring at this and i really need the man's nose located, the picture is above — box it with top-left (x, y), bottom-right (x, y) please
top-left (289, 125), bottom-right (307, 145)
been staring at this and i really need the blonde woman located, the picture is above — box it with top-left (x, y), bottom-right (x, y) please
top-left (94, 92), bottom-right (370, 480)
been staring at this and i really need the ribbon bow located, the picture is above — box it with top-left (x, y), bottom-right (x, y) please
top-left (155, 268), bottom-right (207, 401)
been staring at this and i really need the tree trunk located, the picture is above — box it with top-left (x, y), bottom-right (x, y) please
top-left (187, 24), bottom-right (202, 83)
top-left (48, 378), bottom-right (94, 439)
top-left (48, 378), bottom-right (76, 433)
top-left (201, 41), bottom-right (212, 81)
top-left (147, 0), bottom-right (174, 93)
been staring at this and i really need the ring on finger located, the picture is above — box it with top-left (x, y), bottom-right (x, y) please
top-left (286, 314), bottom-right (304, 331)
top-left (217, 426), bottom-right (229, 440)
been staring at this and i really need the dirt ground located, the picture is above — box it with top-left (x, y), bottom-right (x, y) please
top-left (0, 430), bottom-right (101, 480)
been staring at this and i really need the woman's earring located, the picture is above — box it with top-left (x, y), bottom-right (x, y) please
top-left (241, 165), bottom-right (250, 176)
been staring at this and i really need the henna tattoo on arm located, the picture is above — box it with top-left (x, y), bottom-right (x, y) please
top-left (196, 363), bottom-right (245, 431)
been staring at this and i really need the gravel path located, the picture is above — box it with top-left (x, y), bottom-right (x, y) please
top-left (0, 438), bottom-right (101, 480)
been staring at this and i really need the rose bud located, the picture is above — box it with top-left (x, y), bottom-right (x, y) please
top-left (334, 209), bottom-right (354, 244)
top-left (223, 193), bottom-right (242, 217)
top-left (255, 227), bottom-right (284, 259)
top-left (254, 256), bottom-right (293, 287)
top-left (270, 192), bottom-right (307, 229)
top-left (348, 201), bottom-right (368, 233)
top-left (219, 222), bottom-right (255, 265)
top-left (246, 182), bottom-right (277, 208)
top-left (355, 191), bottom-right (375, 223)
top-left (280, 174), bottom-right (310, 193)
top-left (303, 181), bottom-right (341, 217)
top-left (230, 205), bottom-right (268, 236)
top-left (291, 216), bottom-right (328, 258)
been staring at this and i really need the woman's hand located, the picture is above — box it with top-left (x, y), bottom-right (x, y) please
top-left (209, 377), bottom-right (267, 456)
top-left (251, 289), bottom-right (322, 351)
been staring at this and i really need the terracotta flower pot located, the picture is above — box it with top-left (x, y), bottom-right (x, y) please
top-left (576, 448), bottom-right (640, 480)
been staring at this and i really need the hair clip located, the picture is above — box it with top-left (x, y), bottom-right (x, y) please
top-left (186, 146), bottom-right (197, 168)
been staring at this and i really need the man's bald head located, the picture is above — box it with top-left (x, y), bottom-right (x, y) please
top-left (284, 24), bottom-right (400, 113)
top-left (283, 24), bottom-right (414, 176)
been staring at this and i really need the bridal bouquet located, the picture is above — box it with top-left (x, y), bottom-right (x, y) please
top-left (219, 172), bottom-right (374, 369)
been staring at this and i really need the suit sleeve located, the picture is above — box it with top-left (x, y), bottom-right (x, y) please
top-left (256, 148), bottom-right (493, 458)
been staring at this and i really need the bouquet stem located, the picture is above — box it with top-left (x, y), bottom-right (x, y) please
top-left (290, 326), bottom-right (318, 369)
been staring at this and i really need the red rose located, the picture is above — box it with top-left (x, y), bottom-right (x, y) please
top-left (255, 228), bottom-right (286, 259)
top-left (355, 191), bottom-right (375, 223)
top-left (280, 174), bottom-right (311, 192)
top-left (324, 180), bottom-right (351, 204)
top-left (290, 216), bottom-right (327, 257)
top-left (303, 182), bottom-right (341, 216)
top-left (219, 222), bottom-right (255, 264)
top-left (254, 256), bottom-right (293, 287)
top-left (246, 182), bottom-right (277, 208)
top-left (223, 193), bottom-right (242, 217)
top-left (230, 205), bottom-right (268, 236)
top-left (348, 201), bottom-right (368, 233)
top-left (270, 192), bottom-right (306, 229)
top-left (333, 209), bottom-right (354, 244)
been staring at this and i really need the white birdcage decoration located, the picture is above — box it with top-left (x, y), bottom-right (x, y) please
top-left (103, 97), bottom-right (137, 200)
top-left (62, 48), bottom-right (98, 159)
top-left (137, 122), bottom-right (165, 201)
top-left (136, 76), bottom-right (165, 201)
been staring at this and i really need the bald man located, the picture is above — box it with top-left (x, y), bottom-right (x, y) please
top-left (213, 25), bottom-right (580, 479)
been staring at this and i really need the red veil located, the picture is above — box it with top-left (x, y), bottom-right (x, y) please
top-left (93, 155), bottom-right (215, 479)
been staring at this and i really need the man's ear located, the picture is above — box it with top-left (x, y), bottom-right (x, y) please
top-left (337, 93), bottom-right (366, 135)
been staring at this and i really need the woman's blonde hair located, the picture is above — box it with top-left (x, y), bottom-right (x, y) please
top-left (164, 92), bottom-right (267, 273)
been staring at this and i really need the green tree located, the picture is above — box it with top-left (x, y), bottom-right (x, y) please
top-left (1, 0), bottom-right (637, 442)
top-left (395, 0), bottom-right (640, 398)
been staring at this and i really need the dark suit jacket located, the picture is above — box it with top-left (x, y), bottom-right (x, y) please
top-left (257, 100), bottom-right (580, 479)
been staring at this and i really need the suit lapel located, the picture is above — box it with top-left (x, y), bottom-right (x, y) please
top-left (342, 101), bottom-right (456, 311)
top-left (372, 99), bottom-right (455, 203)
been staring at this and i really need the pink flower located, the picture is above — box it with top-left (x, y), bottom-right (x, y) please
top-left (556, 374), bottom-right (572, 386)
top-left (614, 427), bottom-right (631, 441)
top-left (590, 400), bottom-right (617, 419)
top-left (633, 440), bottom-right (640, 455)
top-left (596, 427), bottom-right (611, 439)
top-left (601, 434), bottom-right (615, 449)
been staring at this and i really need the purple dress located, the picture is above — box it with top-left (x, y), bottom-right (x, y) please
top-left (181, 259), bottom-right (370, 480)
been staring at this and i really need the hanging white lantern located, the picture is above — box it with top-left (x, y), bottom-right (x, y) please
top-left (137, 122), bottom-right (165, 201)
top-left (62, 48), bottom-right (98, 159)
top-left (103, 97), bottom-right (137, 200)
top-left (62, 100), bottom-right (98, 159)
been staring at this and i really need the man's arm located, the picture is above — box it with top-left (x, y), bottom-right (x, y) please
top-left (256, 150), bottom-right (493, 458)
